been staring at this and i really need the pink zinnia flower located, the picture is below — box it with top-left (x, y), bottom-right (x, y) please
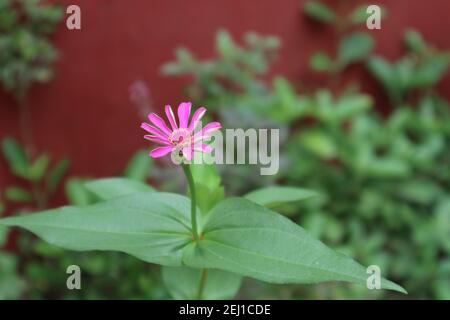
top-left (141, 102), bottom-right (221, 161)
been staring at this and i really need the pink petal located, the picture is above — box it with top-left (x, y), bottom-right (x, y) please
top-left (148, 113), bottom-right (172, 136)
top-left (194, 144), bottom-right (213, 153)
top-left (149, 146), bottom-right (174, 158)
top-left (182, 146), bottom-right (193, 161)
top-left (188, 107), bottom-right (206, 131)
top-left (165, 105), bottom-right (178, 130)
top-left (141, 123), bottom-right (168, 140)
top-left (177, 102), bottom-right (191, 128)
top-left (144, 135), bottom-right (171, 146)
top-left (193, 122), bottom-right (222, 142)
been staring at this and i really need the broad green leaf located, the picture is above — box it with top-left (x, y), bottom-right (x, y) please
top-left (244, 186), bottom-right (317, 208)
top-left (338, 32), bottom-right (374, 68)
top-left (123, 150), bottom-right (152, 182)
top-left (162, 266), bottom-right (241, 300)
top-left (1, 137), bottom-right (28, 177)
top-left (0, 193), bottom-right (193, 266)
top-left (65, 178), bottom-right (93, 206)
top-left (0, 193), bottom-right (406, 293)
top-left (28, 153), bottom-right (50, 181)
top-left (304, 1), bottom-right (336, 23)
top-left (84, 178), bottom-right (155, 200)
top-left (183, 198), bottom-right (406, 293)
top-left (45, 157), bottom-right (70, 193)
top-left (5, 186), bottom-right (32, 202)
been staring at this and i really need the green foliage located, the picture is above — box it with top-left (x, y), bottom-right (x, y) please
top-left (0, 0), bottom-right (62, 101)
top-left (0, 199), bottom-right (25, 300)
top-left (367, 30), bottom-right (450, 104)
top-left (305, 2), bottom-right (381, 74)
top-left (1, 137), bottom-right (70, 208)
top-left (85, 178), bottom-right (155, 200)
top-left (123, 150), bottom-right (153, 182)
top-left (0, 252), bottom-right (25, 299)
top-left (190, 164), bottom-right (225, 215)
top-left (304, 1), bottom-right (336, 23)
top-left (0, 193), bottom-right (194, 265)
top-left (163, 26), bottom-right (449, 299)
top-left (5, 186), bottom-right (32, 202)
top-left (244, 186), bottom-right (317, 208)
top-left (8, 151), bottom-right (167, 300)
top-left (0, 191), bottom-right (405, 293)
top-left (338, 32), bottom-right (374, 69)
top-left (45, 157), bottom-right (70, 193)
top-left (1, 136), bottom-right (29, 177)
top-left (65, 178), bottom-right (93, 206)
top-left (161, 30), bottom-right (280, 108)
top-left (162, 267), bottom-right (241, 300)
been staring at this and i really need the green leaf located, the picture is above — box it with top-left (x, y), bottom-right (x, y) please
top-left (28, 153), bottom-right (50, 181)
top-left (0, 253), bottom-right (25, 299)
top-left (350, 5), bottom-right (370, 24)
top-left (244, 186), bottom-right (317, 208)
top-left (338, 32), bottom-right (374, 68)
top-left (0, 225), bottom-right (7, 246)
top-left (366, 56), bottom-right (399, 102)
top-left (0, 193), bottom-right (406, 293)
top-left (4, 186), bottom-right (32, 202)
top-left (0, 193), bottom-right (193, 266)
top-left (300, 129), bottom-right (337, 159)
top-left (183, 198), bottom-right (406, 293)
top-left (123, 150), bottom-right (152, 182)
top-left (217, 30), bottom-right (236, 58)
top-left (310, 52), bottom-right (333, 72)
top-left (84, 178), bottom-right (155, 201)
top-left (350, 5), bottom-right (385, 25)
top-left (335, 94), bottom-right (373, 120)
top-left (45, 157), bottom-right (70, 193)
top-left (65, 178), bottom-right (93, 206)
top-left (1, 137), bottom-right (28, 177)
top-left (190, 164), bottom-right (222, 191)
top-left (162, 266), bottom-right (241, 300)
top-left (190, 164), bottom-right (225, 215)
top-left (404, 30), bottom-right (426, 53)
top-left (304, 1), bottom-right (336, 23)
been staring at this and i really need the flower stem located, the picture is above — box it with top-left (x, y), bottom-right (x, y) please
top-left (197, 268), bottom-right (208, 300)
top-left (182, 164), bottom-right (199, 241)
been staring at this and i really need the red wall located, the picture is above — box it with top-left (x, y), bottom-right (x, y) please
top-left (1, 0), bottom-right (449, 199)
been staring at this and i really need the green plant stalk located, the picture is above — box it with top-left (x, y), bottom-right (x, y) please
top-left (197, 268), bottom-right (208, 299)
top-left (181, 164), bottom-right (199, 241)
top-left (182, 164), bottom-right (210, 300)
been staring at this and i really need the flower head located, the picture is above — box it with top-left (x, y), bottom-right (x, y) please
top-left (141, 102), bottom-right (221, 161)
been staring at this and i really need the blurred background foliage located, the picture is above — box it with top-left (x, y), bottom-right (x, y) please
top-left (1, 0), bottom-right (449, 299)
top-left (0, 0), bottom-right (62, 102)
